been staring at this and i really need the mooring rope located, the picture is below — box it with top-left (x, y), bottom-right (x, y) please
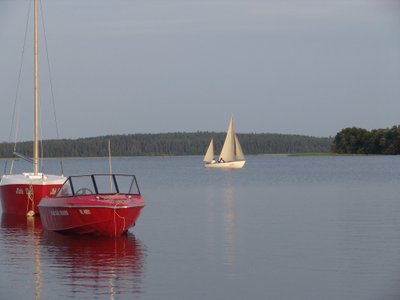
top-left (26, 182), bottom-right (35, 217)
top-left (113, 202), bottom-right (126, 237)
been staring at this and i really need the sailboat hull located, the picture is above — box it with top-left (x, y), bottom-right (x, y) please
top-left (204, 160), bottom-right (245, 169)
top-left (0, 174), bottom-right (65, 215)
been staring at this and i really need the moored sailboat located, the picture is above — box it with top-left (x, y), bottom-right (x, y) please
top-left (0, 0), bottom-right (65, 216)
top-left (204, 116), bottom-right (246, 169)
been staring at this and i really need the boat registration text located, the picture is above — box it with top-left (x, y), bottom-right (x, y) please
top-left (50, 210), bottom-right (69, 216)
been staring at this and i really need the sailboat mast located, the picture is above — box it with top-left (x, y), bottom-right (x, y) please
top-left (33, 0), bottom-right (39, 175)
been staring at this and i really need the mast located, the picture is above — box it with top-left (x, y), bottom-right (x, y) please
top-left (33, 0), bottom-right (39, 175)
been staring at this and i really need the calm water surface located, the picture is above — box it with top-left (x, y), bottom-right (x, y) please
top-left (1, 155), bottom-right (400, 300)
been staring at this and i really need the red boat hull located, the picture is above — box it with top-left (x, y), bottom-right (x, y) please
top-left (0, 183), bottom-right (62, 215)
top-left (38, 195), bottom-right (145, 237)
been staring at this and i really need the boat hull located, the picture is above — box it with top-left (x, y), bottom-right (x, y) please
top-left (204, 160), bottom-right (246, 169)
top-left (38, 196), bottom-right (145, 237)
top-left (0, 174), bottom-right (65, 216)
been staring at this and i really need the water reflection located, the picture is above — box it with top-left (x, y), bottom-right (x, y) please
top-left (1, 214), bottom-right (43, 300)
top-left (1, 214), bottom-right (146, 299)
top-left (43, 231), bottom-right (146, 298)
top-left (222, 186), bottom-right (237, 279)
top-left (205, 183), bottom-right (238, 280)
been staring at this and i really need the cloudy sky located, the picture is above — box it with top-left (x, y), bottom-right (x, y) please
top-left (0, 0), bottom-right (399, 142)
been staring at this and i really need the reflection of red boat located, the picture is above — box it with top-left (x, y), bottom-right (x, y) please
top-left (42, 231), bottom-right (145, 270)
top-left (38, 174), bottom-right (145, 237)
top-left (1, 213), bottom-right (146, 298)
top-left (41, 231), bottom-right (146, 297)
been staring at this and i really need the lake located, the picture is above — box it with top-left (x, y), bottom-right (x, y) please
top-left (1, 155), bottom-right (400, 300)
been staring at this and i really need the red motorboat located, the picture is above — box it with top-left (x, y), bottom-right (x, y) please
top-left (38, 174), bottom-right (145, 237)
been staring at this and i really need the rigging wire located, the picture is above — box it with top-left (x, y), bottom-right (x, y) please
top-left (108, 139), bottom-right (113, 191)
top-left (4, 0), bottom-right (33, 175)
top-left (4, 0), bottom-right (64, 176)
top-left (39, 0), bottom-right (64, 175)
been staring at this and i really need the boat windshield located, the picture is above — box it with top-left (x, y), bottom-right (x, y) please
top-left (56, 174), bottom-right (141, 197)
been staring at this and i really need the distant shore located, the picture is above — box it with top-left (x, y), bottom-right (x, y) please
top-left (0, 132), bottom-right (332, 159)
top-left (287, 152), bottom-right (375, 157)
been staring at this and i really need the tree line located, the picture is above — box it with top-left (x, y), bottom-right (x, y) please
top-left (332, 126), bottom-right (400, 154)
top-left (0, 132), bottom-right (332, 158)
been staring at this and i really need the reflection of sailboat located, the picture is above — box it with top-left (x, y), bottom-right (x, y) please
top-left (222, 186), bottom-right (237, 279)
top-left (1, 214), bottom-right (43, 300)
top-left (0, 0), bottom-right (65, 216)
top-left (204, 116), bottom-right (246, 169)
top-left (1, 212), bottom-right (41, 230)
top-left (204, 185), bottom-right (238, 280)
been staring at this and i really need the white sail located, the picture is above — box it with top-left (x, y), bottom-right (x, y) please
top-left (203, 139), bottom-right (214, 162)
top-left (219, 116), bottom-right (235, 162)
top-left (234, 134), bottom-right (245, 161)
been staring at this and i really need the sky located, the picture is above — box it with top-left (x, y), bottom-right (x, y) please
top-left (0, 0), bottom-right (399, 142)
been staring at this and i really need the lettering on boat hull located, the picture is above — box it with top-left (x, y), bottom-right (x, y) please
top-left (50, 210), bottom-right (69, 216)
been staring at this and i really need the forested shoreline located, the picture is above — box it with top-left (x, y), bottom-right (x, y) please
top-left (0, 132), bottom-right (332, 158)
top-left (332, 126), bottom-right (400, 154)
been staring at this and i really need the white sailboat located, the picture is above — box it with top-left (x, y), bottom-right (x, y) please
top-left (204, 116), bottom-right (246, 169)
top-left (0, 0), bottom-right (66, 216)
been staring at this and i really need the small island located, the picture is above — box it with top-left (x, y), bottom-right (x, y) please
top-left (332, 125), bottom-right (400, 155)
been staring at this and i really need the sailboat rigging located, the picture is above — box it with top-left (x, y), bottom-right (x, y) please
top-left (0, 0), bottom-right (66, 216)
